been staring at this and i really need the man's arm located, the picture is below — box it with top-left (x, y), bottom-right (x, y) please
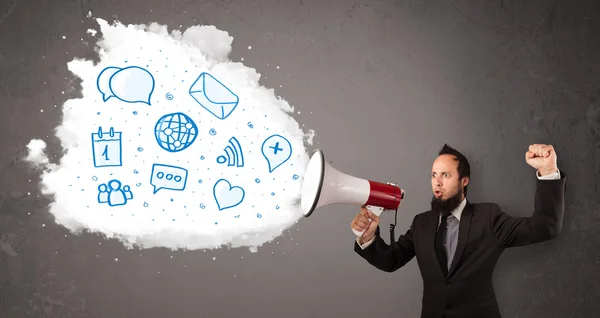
top-left (353, 216), bottom-right (417, 272)
top-left (491, 169), bottom-right (566, 248)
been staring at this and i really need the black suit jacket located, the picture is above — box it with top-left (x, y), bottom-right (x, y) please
top-left (354, 172), bottom-right (567, 318)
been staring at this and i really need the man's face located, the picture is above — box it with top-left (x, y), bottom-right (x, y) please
top-left (430, 154), bottom-right (468, 212)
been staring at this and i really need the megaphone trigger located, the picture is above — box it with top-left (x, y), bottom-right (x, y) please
top-left (365, 205), bottom-right (385, 216)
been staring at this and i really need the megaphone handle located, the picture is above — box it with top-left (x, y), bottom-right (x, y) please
top-left (353, 205), bottom-right (384, 238)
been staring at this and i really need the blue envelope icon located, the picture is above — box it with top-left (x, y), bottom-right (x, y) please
top-left (189, 72), bottom-right (239, 120)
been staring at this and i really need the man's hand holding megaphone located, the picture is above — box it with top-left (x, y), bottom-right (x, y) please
top-left (351, 206), bottom-right (380, 245)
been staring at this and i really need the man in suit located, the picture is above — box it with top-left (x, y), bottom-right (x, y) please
top-left (351, 143), bottom-right (566, 318)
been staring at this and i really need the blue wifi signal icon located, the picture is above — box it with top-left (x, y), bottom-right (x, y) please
top-left (217, 136), bottom-right (244, 167)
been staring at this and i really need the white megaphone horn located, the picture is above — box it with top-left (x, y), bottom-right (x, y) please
top-left (300, 149), bottom-right (406, 237)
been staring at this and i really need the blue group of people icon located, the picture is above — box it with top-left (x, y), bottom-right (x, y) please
top-left (98, 179), bottom-right (133, 207)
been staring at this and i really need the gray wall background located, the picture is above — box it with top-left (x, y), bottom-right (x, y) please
top-left (1, 0), bottom-right (599, 317)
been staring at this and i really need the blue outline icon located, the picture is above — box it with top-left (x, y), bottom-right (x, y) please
top-left (261, 134), bottom-right (292, 173)
top-left (189, 72), bottom-right (239, 120)
top-left (92, 127), bottom-right (122, 168)
top-left (154, 112), bottom-right (198, 153)
top-left (96, 66), bottom-right (155, 105)
top-left (150, 164), bottom-right (188, 194)
top-left (213, 179), bottom-right (245, 211)
top-left (98, 179), bottom-right (133, 207)
top-left (217, 136), bottom-right (244, 167)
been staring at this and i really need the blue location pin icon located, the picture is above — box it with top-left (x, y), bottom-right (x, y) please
top-left (261, 134), bottom-right (292, 173)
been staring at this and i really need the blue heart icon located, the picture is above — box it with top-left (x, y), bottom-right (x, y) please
top-left (213, 179), bottom-right (245, 210)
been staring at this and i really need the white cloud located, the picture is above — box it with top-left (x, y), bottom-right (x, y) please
top-left (25, 139), bottom-right (50, 166)
top-left (25, 18), bottom-right (315, 253)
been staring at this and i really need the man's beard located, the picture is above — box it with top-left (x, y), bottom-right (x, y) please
top-left (431, 186), bottom-right (464, 213)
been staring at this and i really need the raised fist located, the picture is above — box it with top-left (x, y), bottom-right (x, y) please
top-left (526, 144), bottom-right (558, 175)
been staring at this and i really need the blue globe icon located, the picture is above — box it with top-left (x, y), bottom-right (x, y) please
top-left (154, 112), bottom-right (198, 152)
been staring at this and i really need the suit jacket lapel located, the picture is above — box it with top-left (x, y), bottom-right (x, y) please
top-left (447, 201), bottom-right (473, 277)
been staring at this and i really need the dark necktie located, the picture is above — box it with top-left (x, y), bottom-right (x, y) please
top-left (435, 211), bottom-right (452, 276)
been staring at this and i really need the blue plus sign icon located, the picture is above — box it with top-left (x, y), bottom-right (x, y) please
top-left (261, 134), bottom-right (292, 173)
top-left (269, 142), bottom-right (283, 154)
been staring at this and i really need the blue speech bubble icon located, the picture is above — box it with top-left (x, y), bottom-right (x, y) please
top-left (213, 178), bottom-right (245, 210)
top-left (150, 164), bottom-right (188, 194)
top-left (96, 66), bottom-right (155, 105)
top-left (96, 67), bottom-right (120, 101)
top-left (261, 134), bottom-right (292, 173)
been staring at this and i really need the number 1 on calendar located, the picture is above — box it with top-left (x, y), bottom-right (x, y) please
top-left (92, 127), bottom-right (123, 168)
top-left (102, 145), bottom-right (110, 160)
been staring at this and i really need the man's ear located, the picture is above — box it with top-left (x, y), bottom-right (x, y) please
top-left (462, 176), bottom-right (470, 187)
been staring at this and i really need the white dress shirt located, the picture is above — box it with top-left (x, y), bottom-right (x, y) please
top-left (356, 169), bottom-right (561, 249)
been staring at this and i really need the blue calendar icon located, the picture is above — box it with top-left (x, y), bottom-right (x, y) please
top-left (92, 127), bottom-right (122, 168)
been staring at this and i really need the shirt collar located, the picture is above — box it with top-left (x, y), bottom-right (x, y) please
top-left (438, 197), bottom-right (467, 221)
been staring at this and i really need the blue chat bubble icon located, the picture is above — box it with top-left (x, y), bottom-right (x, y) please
top-left (150, 164), bottom-right (188, 194)
top-left (261, 134), bottom-right (292, 173)
top-left (97, 66), bottom-right (155, 105)
top-left (96, 67), bottom-right (120, 102)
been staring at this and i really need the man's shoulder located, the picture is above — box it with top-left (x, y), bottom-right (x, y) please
top-left (412, 209), bottom-right (435, 224)
top-left (470, 201), bottom-right (500, 211)
top-left (415, 210), bottom-right (433, 218)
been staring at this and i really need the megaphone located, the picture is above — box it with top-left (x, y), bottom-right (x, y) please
top-left (300, 149), bottom-right (406, 237)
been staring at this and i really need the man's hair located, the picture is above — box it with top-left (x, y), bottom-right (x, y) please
top-left (438, 144), bottom-right (471, 196)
